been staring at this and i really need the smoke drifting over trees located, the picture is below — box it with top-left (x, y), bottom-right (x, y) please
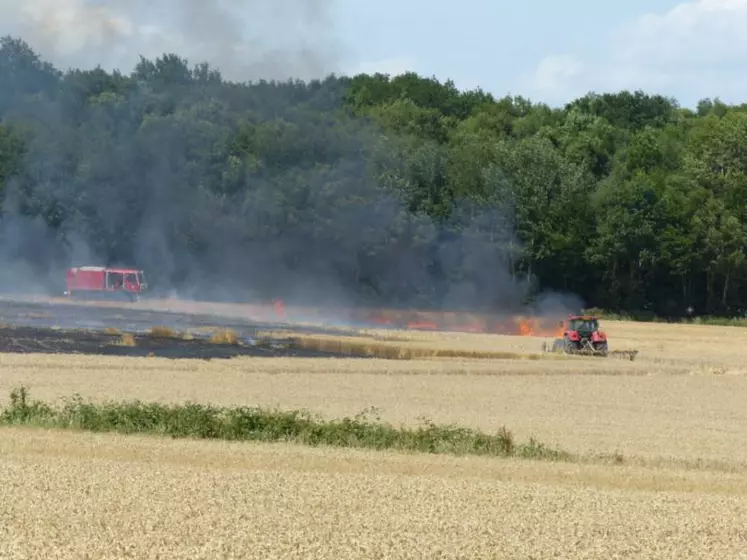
top-left (0, 0), bottom-right (340, 81)
top-left (0, 27), bottom-right (536, 313)
top-left (1, 9), bottom-right (746, 318)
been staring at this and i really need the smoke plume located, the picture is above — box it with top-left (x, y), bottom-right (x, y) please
top-left (0, 3), bottom-right (583, 322)
top-left (0, 0), bottom-right (340, 81)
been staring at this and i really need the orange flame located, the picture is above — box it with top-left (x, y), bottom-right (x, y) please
top-left (517, 319), bottom-right (535, 336)
top-left (257, 299), bottom-right (568, 338)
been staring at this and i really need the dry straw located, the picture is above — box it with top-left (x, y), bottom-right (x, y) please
top-left (268, 332), bottom-right (563, 361)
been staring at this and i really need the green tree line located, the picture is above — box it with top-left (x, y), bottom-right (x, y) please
top-left (0, 35), bottom-right (745, 318)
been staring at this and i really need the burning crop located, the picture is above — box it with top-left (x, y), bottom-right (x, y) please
top-left (231, 299), bottom-right (569, 339)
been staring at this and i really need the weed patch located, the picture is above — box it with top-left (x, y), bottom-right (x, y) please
top-left (0, 387), bottom-right (570, 461)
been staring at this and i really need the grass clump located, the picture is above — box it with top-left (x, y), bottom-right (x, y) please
top-left (0, 387), bottom-right (570, 461)
top-left (149, 325), bottom-right (177, 338)
top-left (209, 329), bottom-right (238, 345)
top-left (117, 333), bottom-right (136, 347)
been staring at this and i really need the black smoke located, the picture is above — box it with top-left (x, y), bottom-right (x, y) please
top-left (0, 13), bottom-right (581, 318)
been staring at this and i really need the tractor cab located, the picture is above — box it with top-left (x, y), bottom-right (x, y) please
top-left (567, 316), bottom-right (599, 336)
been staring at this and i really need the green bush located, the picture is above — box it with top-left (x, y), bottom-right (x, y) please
top-left (0, 387), bottom-right (569, 461)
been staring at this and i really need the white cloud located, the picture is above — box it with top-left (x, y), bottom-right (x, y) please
top-left (530, 54), bottom-right (584, 101)
top-left (526, 0), bottom-right (747, 107)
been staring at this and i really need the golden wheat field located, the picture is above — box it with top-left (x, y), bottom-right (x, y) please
top-left (1, 428), bottom-right (747, 559)
top-left (3, 312), bottom-right (747, 558)
top-left (1, 318), bottom-right (747, 463)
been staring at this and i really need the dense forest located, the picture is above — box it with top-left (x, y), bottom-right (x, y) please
top-left (0, 35), bottom-right (745, 318)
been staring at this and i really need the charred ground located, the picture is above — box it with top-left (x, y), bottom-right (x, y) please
top-left (0, 325), bottom-right (342, 360)
top-left (0, 298), bottom-right (361, 359)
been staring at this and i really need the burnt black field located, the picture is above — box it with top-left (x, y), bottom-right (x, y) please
top-left (0, 325), bottom-right (341, 359)
top-left (0, 298), bottom-right (360, 360)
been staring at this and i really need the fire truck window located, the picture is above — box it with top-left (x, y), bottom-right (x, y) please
top-left (125, 273), bottom-right (136, 285)
top-left (109, 273), bottom-right (123, 288)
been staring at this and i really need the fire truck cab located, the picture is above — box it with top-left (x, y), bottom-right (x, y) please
top-left (66, 266), bottom-right (148, 302)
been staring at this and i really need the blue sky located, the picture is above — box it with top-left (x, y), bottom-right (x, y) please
top-left (337, 1), bottom-right (677, 93)
top-left (335, 0), bottom-right (736, 108)
top-left (1, 0), bottom-right (745, 108)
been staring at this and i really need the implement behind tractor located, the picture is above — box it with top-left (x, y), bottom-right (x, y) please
top-left (542, 315), bottom-right (638, 361)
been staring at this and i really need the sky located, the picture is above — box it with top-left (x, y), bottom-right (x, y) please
top-left (0, 0), bottom-right (745, 108)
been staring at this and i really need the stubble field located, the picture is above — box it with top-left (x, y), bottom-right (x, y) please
top-left (2, 306), bottom-right (747, 558)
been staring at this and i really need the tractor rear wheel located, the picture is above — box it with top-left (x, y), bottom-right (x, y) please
top-left (563, 336), bottom-right (578, 354)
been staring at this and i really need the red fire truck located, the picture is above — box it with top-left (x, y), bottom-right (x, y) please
top-left (65, 266), bottom-right (148, 301)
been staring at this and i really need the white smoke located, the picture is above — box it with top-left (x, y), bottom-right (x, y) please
top-left (0, 0), bottom-right (340, 81)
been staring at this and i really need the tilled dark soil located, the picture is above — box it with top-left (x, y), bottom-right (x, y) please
top-left (0, 325), bottom-right (343, 360)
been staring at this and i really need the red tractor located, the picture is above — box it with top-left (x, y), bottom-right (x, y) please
top-left (65, 266), bottom-right (148, 302)
top-left (553, 314), bottom-right (608, 356)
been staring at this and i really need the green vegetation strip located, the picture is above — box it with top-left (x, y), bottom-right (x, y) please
top-left (582, 308), bottom-right (747, 327)
top-left (0, 387), bottom-right (570, 461)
